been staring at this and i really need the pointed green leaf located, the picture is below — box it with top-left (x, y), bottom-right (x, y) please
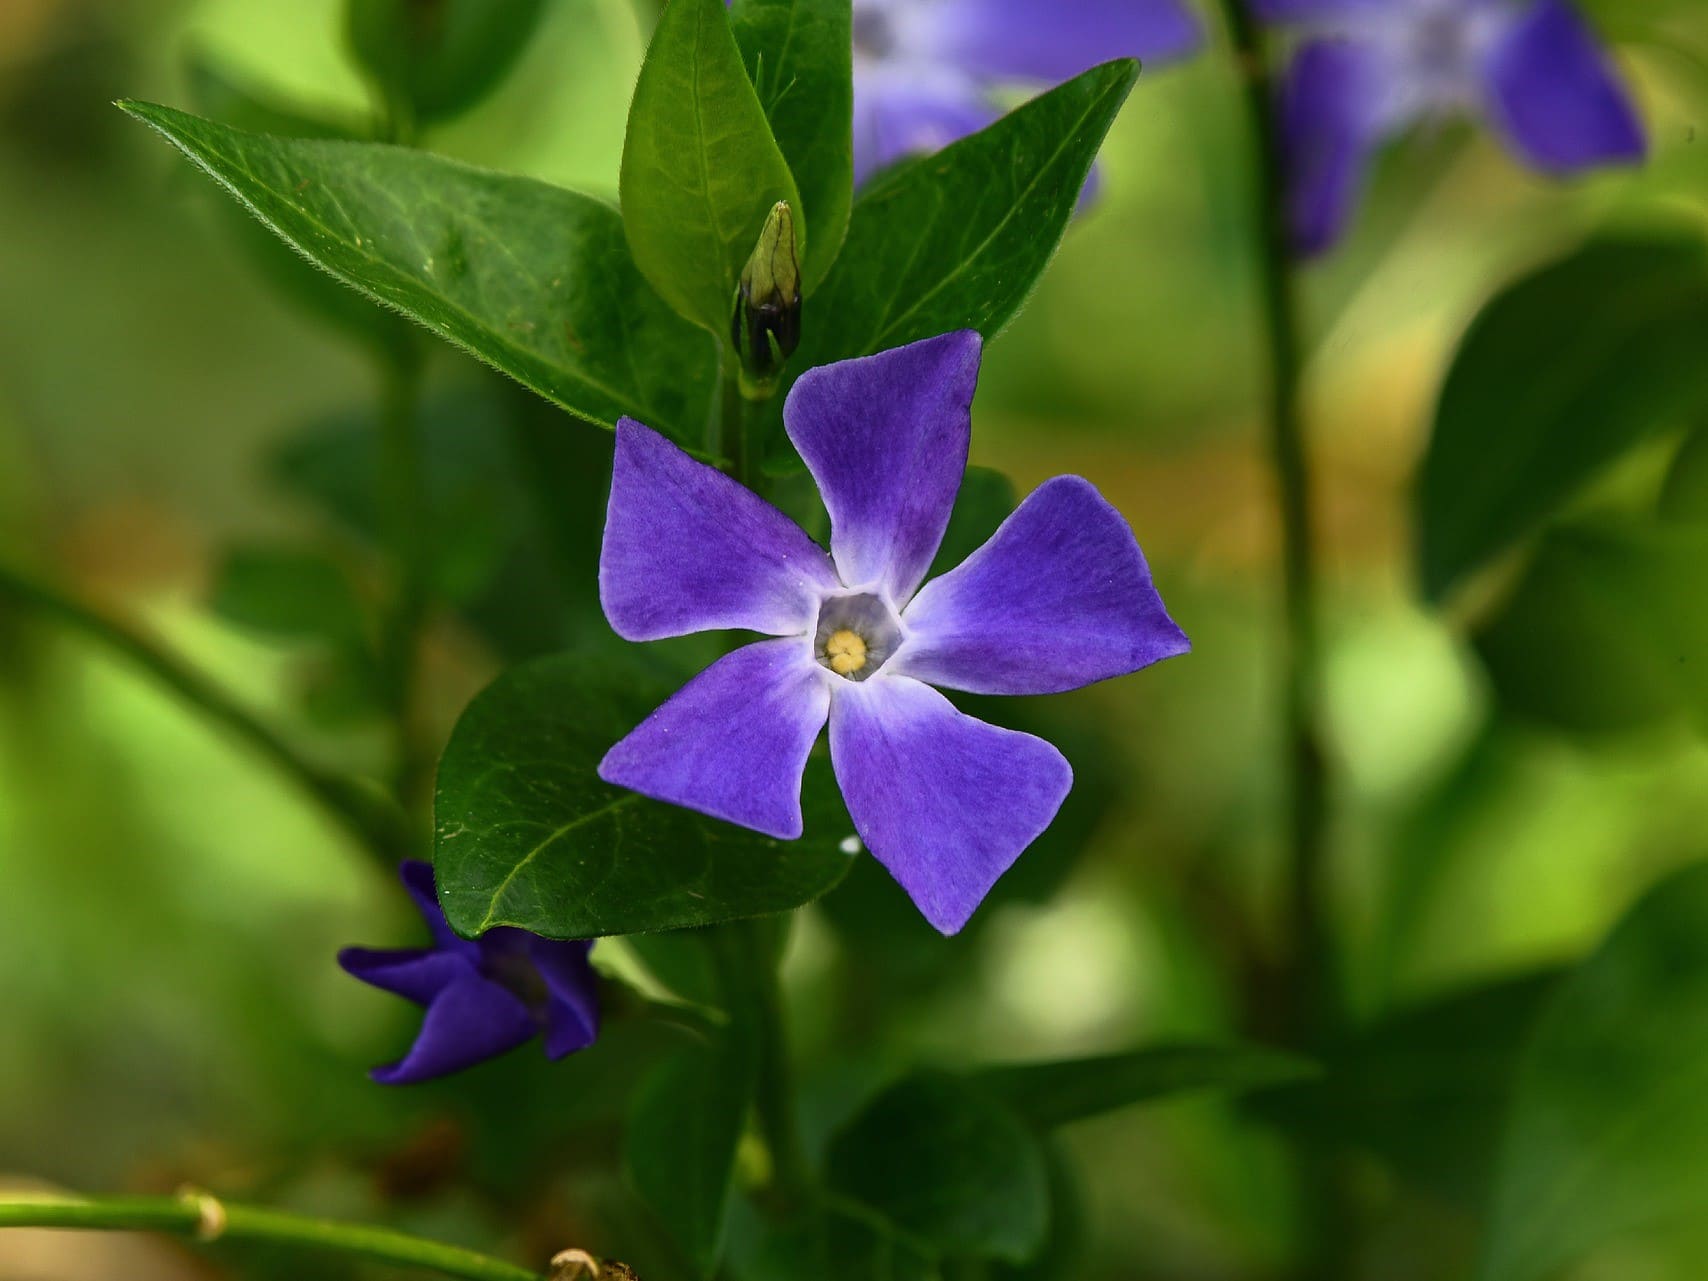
top-left (119, 101), bottom-right (716, 443)
top-left (979, 1044), bottom-right (1315, 1130)
top-left (433, 653), bottom-right (856, 939)
top-left (795, 59), bottom-right (1137, 370)
top-left (1417, 237), bottom-right (1708, 601)
top-left (1483, 862), bottom-right (1708, 1281)
top-left (828, 1073), bottom-right (1050, 1264)
top-left (620, 0), bottom-right (803, 335)
top-left (729, 0), bottom-right (853, 294)
top-left (346, 0), bottom-right (548, 126)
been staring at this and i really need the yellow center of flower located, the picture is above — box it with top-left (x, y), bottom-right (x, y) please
top-left (825, 628), bottom-right (868, 676)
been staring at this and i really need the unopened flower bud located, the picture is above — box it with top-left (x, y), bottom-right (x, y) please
top-left (731, 201), bottom-right (802, 398)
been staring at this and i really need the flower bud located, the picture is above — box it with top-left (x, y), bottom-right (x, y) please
top-left (731, 201), bottom-right (802, 398)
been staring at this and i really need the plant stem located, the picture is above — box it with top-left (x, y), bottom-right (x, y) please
top-left (0, 1194), bottom-right (545, 1281)
top-left (376, 339), bottom-right (433, 814)
top-left (1214, 3), bottom-right (1346, 1276)
top-left (0, 561), bottom-right (410, 865)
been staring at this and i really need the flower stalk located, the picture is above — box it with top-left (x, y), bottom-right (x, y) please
top-left (0, 1193), bottom-right (552, 1281)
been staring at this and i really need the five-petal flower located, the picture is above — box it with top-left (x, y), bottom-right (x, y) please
top-left (848, 0), bottom-right (1203, 185)
top-left (340, 861), bottom-right (600, 1084)
top-left (1256, 0), bottom-right (1645, 255)
top-left (597, 331), bottom-right (1189, 935)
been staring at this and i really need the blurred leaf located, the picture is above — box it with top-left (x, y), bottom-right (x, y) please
top-left (992, 1144), bottom-right (1085, 1281)
top-left (927, 466), bottom-right (1018, 580)
top-left (345, 0), bottom-right (548, 127)
top-left (741, 1199), bottom-right (941, 1281)
top-left (980, 1044), bottom-right (1315, 1130)
top-left (1262, 971), bottom-right (1562, 1211)
top-left (620, 0), bottom-right (802, 335)
top-left (1474, 517), bottom-right (1708, 734)
top-left (729, 0), bottom-right (853, 294)
top-left (1482, 861), bottom-right (1708, 1281)
top-left (1417, 237), bottom-right (1708, 601)
top-left (1660, 424), bottom-right (1708, 523)
top-left (210, 545), bottom-right (368, 645)
top-left (433, 653), bottom-right (856, 939)
top-left (120, 102), bottom-right (717, 442)
top-left (794, 60), bottom-right (1136, 368)
top-left (627, 1025), bottom-right (756, 1278)
top-left (827, 1073), bottom-right (1050, 1264)
top-left (184, 56), bottom-right (359, 139)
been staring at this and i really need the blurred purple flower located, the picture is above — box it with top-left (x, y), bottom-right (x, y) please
top-left (847, 0), bottom-right (1203, 184)
top-left (597, 331), bottom-right (1189, 935)
top-left (1256, 0), bottom-right (1645, 255)
top-left (340, 861), bottom-right (599, 1084)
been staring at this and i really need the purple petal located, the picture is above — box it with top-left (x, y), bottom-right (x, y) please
top-left (1279, 37), bottom-right (1393, 256)
top-left (1481, 0), bottom-right (1644, 173)
top-left (828, 675), bottom-right (1071, 935)
top-left (370, 975), bottom-right (538, 1085)
top-left (854, 64), bottom-right (996, 186)
top-left (784, 332), bottom-right (982, 603)
top-left (339, 946), bottom-right (469, 1006)
top-left (399, 859), bottom-right (475, 955)
top-left (894, 476), bottom-right (1189, 695)
top-left (600, 418), bottom-right (839, 641)
top-left (600, 638), bottom-right (831, 839)
top-left (528, 938), bottom-right (602, 1059)
top-left (919, 0), bottom-right (1201, 83)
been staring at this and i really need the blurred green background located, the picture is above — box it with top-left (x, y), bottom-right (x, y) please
top-left (2, 1), bottom-right (1707, 1278)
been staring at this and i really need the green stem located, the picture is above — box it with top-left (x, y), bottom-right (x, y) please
top-left (376, 340), bottom-right (433, 814)
top-left (0, 561), bottom-right (410, 865)
top-left (0, 1194), bottom-right (545, 1281)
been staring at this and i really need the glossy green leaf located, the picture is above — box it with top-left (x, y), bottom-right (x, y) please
top-left (346, 0), bottom-right (548, 127)
top-left (1417, 238), bottom-right (1708, 601)
top-left (119, 101), bottom-right (717, 442)
top-left (1482, 862), bottom-right (1708, 1281)
top-left (729, 0), bottom-right (853, 294)
top-left (827, 1073), bottom-right (1050, 1264)
top-left (795, 60), bottom-right (1137, 369)
top-left (1474, 517), bottom-right (1708, 734)
top-left (433, 653), bottom-right (856, 939)
top-left (979, 1044), bottom-right (1315, 1130)
top-left (627, 1027), bottom-right (756, 1278)
top-left (620, 0), bottom-right (802, 335)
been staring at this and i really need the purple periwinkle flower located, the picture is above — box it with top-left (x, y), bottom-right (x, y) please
top-left (340, 861), bottom-right (600, 1084)
top-left (597, 332), bottom-right (1189, 935)
top-left (1256, 0), bottom-right (1645, 255)
top-left (848, 0), bottom-right (1203, 185)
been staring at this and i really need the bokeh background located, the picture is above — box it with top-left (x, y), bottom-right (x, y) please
top-left (2, 1), bottom-right (1706, 1278)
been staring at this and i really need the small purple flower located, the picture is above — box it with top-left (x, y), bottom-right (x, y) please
top-left (848, 0), bottom-right (1203, 185)
top-left (340, 861), bottom-right (600, 1084)
top-left (1257, 0), bottom-right (1645, 255)
top-left (597, 332), bottom-right (1189, 935)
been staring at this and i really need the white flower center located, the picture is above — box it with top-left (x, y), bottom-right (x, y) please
top-left (814, 590), bottom-right (903, 681)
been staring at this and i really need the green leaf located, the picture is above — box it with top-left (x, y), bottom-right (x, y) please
top-left (979, 1044), bottom-right (1315, 1130)
top-left (927, 466), bottom-right (1018, 580)
top-left (433, 652), bottom-right (856, 939)
top-left (1416, 237), bottom-right (1708, 601)
top-left (627, 1026), bottom-right (756, 1278)
top-left (620, 0), bottom-right (803, 335)
top-left (119, 101), bottom-right (716, 443)
top-left (1660, 424), bottom-right (1708, 524)
top-left (1482, 862), bottom-right (1708, 1281)
top-left (743, 1200), bottom-right (942, 1281)
top-left (346, 0), bottom-right (548, 127)
top-left (1474, 517), bottom-right (1708, 734)
top-left (729, 0), bottom-right (853, 294)
top-left (827, 1073), bottom-right (1050, 1264)
top-left (210, 545), bottom-right (369, 646)
top-left (794, 60), bottom-right (1137, 371)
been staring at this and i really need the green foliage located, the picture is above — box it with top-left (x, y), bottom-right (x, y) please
top-left (1483, 862), bottom-right (1708, 1281)
top-left (345, 0), bottom-right (548, 129)
top-left (827, 1073), bottom-right (1051, 1264)
top-left (1474, 518), bottom-right (1708, 734)
top-left (1660, 425), bottom-right (1708, 523)
top-left (118, 102), bottom-right (717, 442)
top-left (210, 546), bottom-right (369, 646)
top-left (1416, 237), bottom-right (1708, 601)
top-left (729, 0), bottom-right (854, 294)
top-left (980, 1044), bottom-right (1315, 1129)
top-left (433, 653), bottom-right (856, 939)
top-left (620, 0), bottom-right (802, 336)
